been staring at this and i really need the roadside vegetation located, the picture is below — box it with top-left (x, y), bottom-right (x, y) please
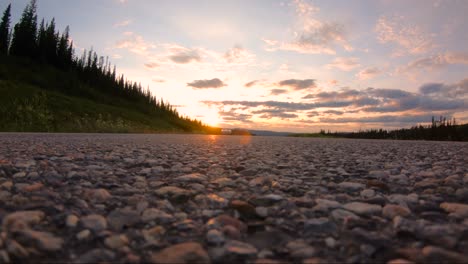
top-left (292, 117), bottom-right (468, 141)
top-left (0, 1), bottom-right (220, 133)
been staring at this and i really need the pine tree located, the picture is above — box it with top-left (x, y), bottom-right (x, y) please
top-left (10, 0), bottom-right (38, 58)
top-left (0, 4), bottom-right (11, 54)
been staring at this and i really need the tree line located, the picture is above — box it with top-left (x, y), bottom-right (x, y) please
top-left (0, 0), bottom-right (204, 130)
top-left (319, 116), bottom-right (468, 141)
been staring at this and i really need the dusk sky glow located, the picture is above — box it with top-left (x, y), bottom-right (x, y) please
top-left (4, 0), bottom-right (468, 132)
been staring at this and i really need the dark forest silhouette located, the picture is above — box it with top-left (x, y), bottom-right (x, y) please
top-left (0, 0), bottom-right (206, 132)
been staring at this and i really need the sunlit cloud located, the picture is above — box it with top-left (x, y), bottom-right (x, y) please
top-left (326, 57), bottom-right (360, 71)
top-left (144, 62), bottom-right (159, 70)
top-left (114, 19), bottom-right (132, 27)
top-left (375, 15), bottom-right (433, 56)
top-left (167, 45), bottom-right (202, 64)
top-left (115, 32), bottom-right (156, 55)
top-left (357, 67), bottom-right (381, 80)
top-left (224, 45), bottom-right (255, 65)
top-left (202, 77), bottom-right (468, 127)
top-left (400, 51), bottom-right (468, 72)
top-left (263, 0), bottom-right (351, 54)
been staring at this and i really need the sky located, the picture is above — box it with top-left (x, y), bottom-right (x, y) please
top-left (4, 0), bottom-right (468, 132)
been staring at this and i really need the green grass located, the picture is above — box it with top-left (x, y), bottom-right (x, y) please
top-left (0, 79), bottom-right (207, 133)
top-left (0, 55), bottom-right (222, 133)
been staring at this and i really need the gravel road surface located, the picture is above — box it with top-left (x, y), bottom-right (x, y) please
top-left (0, 133), bottom-right (467, 263)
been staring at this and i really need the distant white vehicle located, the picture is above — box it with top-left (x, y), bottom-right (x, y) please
top-left (221, 129), bottom-right (232, 135)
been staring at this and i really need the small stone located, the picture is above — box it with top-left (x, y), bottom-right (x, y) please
top-left (206, 229), bottom-right (225, 245)
top-left (12, 172), bottom-right (26, 178)
top-left (2, 210), bottom-right (45, 231)
top-left (360, 189), bottom-right (375, 199)
top-left (343, 202), bottom-right (382, 216)
top-left (6, 239), bottom-right (28, 258)
top-left (313, 199), bottom-right (342, 212)
top-left (86, 188), bottom-right (112, 202)
top-left (76, 229), bottom-right (91, 240)
top-left (368, 170), bottom-right (389, 179)
top-left (382, 204), bottom-right (411, 219)
top-left (331, 209), bottom-right (360, 222)
top-left (207, 214), bottom-right (247, 233)
top-left (440, 202), bottom-right (468, 218)
top-left (141, 208), bottom-right (173, 224)
top-left (66, 214), bottom-right (79, 228)
top-left (142, 226), bottom-right (165, 244)
top-left (422, 246), bottom-right (466, 263)
top-left (174, 173), bottom-right (207, 183)
top-left (154, 186), bottom-right (191, 203)
top-left (250, 194), bottom-right (284, 206)
top-left (81, 214), bottom-right (107, 232)
top-left (77, 249), bottom-right (116, 264)
top-left (386, 259), bottom-right (415, 264)
top-left (325, 237), bottom-right (337, 248)
top-left (304, 218), bottom-right (337, 234)
top-left (107, 209), bottom-right (140, 231)
top-left (286, 240), bottom-right (316, 259)
top-left (104, 234), bottom-right (129, 249)
top-left (255, 207), bottom-right (268, 218)
top-left (151, 242), bottom-right (210, 264)
top-left (14, 229), bottom-right (63, 251)
top-left (19, 182), bottom-right (43, 192)
top-left (224, 240), bottom-right (258, 259)
top-left (230, 200), bottom-right (257, 218)
top-left (338, 182), bottom-right (365, 192)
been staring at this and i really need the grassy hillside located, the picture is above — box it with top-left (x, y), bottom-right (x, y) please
top-left (0, 56), bottom-right (220, 133)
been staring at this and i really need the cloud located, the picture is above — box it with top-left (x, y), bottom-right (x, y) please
top-left (419, 79), bottom-right (468, 98)
top-left (224, 45), bottom-right (255, 64)
top-left (326, 57), bottom-right (360, 71)
top-left (270, 89), bottom-right (288, 95)
top-left (115, 32), bottom-right (155, 55)
top-left (320, 114), bottom-right (442, 124)
top-left (357, 67), bottom-right (381, 80)
top-left (278, 79), bottom-right (316, 90)
top-left (114, 19), bottom-right (132, 27)
top-left (375, 15), bottom-right (433, 55)
top-left (168, 45), bottom-right (202, 64)
top-left (263, 0), bottom-right (351, 54)
top-left (218, 110), bottom-right (253, 123)
top-left (203, 78), bottom-right (467, 126)
top-left (402, 51), bottom-right (468, 72)
top-left (187, 78), bottom-right (226, 89)
top-left (245, 80), bottom-right (259, 87)
top-left (144, 62), bottom-right (159, 69)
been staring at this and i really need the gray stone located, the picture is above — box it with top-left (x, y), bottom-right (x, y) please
top-left (331, 209), bottom-right (360, 222)
top-left (107, 208), bottom-right (140, 231)
top-left (343, 202), bottom-right (382, 216)
top-left (304, 218), bottom-right (337, 234)
top-left (81, 214), bottom-right (107, 232)
top-left (338, 182), bottom-right (365, 192)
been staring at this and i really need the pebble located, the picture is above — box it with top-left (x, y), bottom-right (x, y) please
top-left (104, 234), bottom-right (129, 249)
top-left (81, 214), bottom-right (107, 232)
top-left (151, 242), bottom-right (210, 264)
top-left (382, 204), bottom-right (411, 219)
top-left (0, 134), bottom-right (466, 263)
top-left (343, 202), bottom-right (382, 216)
